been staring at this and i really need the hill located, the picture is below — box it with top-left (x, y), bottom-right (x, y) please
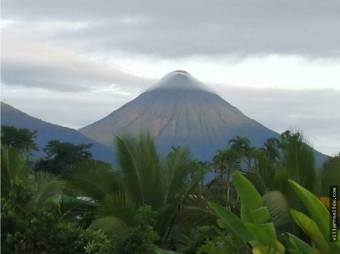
top-left (1, 102), bottom-right (113, 163)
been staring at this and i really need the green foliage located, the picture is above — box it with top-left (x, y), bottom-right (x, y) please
top-left (1, 147), bottom-right (110, 254)
top-left (35, 140), bottom-right (93, 174)
top-left (178, 225), bottom-right (222, 253)
top-left (288, 180), bottom-right (340, 253)
top-left (115, 135), bottom-right (203, 210)
top-left (2, 202), bottom-right (110, 254)
top-left (263, 137), bottom-right (281, 162)
top-left (319, 154), bottom-right (340, 196)
top-left (290, 209), bottom-right (329, 252)
top-left (245, 131), bottom-right (317, 196)
top-left (262, 191), bottom-right (291, 232)
top-left (229, 136), bottom-right (253, 169)
top-left (108, 226), bottom-right (158, 254)
top-left (288, 180), bottom-right (329, 237)
top-left (280, 131), bottom-right (316, 192)
top-left (197, 233), bottom-right (249, 254)
top-left (284, 233), bottom-right (317, 254)
top-left (1, 147), bottom-right (65, 210)
top-left (1, 130), bottom-right (333, 253)
top-left (209, 171), bottom-right (285, 254)
top-left (178, 225), bottom-right (249, 254)
top-left (209, 171), bottom-right (339, 254)
top-left (211, 145), bottom-right (242, 208)
top-left (1, 147), bottom-right (31, 199)
top-left (68, 135), bottom-right (210, 248)
top-left (1, 125), bottom-right (38, 155)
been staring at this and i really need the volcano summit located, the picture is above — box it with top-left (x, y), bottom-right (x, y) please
top-left (80, 71), bottom-right (279, 160)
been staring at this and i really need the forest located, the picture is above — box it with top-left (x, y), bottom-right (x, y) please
top-left (1, 125), bottom-right (340, 254)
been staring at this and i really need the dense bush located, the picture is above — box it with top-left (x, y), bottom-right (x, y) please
top-left (1, 127), bottom-right (338, 254)
top-left (179, 226), bottom-right (249, 254)
top-left (108, 226), bottom-right (158, 254)
top-left (2, 209), bottom-right (110, 254)
top-left (1, 174), bottom-right (110, 254)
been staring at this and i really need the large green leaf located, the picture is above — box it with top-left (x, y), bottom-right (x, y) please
top-left (116, 136), bottom-right (144, 204)
top-left (263, 191), bottom-right (290, 228)
top-left (245, 223), bottom-right (277, 248)
top-left (209, 202), bottom-right (253, 243)
top-left (232, 171), bottom-right (263, 210)
top-left (240, 204), bottom-right (254, 223)
top-left (289, 180), bottom-right (329, 236)
top-left (251, 206), bottom-right (272, 224)
top-left (32, 172), bottom-right (65, 207)
top-left (240, 205), bottom-right (271, 224)
top-left (290, 209), bottom-right (329, 253)
top-left (286, 233), bottom-right (318, 254)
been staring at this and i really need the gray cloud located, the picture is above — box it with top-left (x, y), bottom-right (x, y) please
top-left (1, 44), bottom-right (153, 91)
top-left (2, 0), bottom-right (340, 58)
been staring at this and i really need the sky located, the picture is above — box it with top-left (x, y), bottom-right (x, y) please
top-left (1, 0), bottom-right (340, 155)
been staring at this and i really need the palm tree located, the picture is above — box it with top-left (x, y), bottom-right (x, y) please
top-left (229, 136), bottom-right (253, 169)
top-left (279, 131), bottom-right (316, 192)
top-left (66, 135), bottom-right (211, 247)
top-left (1, 147), bottom-right (30, 198)
top-left (117, 135), bottom-right (214, 246)
top-left (212, 148), bottom-right (240, 208)
top-left (263, 137), bottom-right (281, 162)
top-left (246, 131), bottom-right (317, 194)
top-left (1, 147), bottom-right (64, 208)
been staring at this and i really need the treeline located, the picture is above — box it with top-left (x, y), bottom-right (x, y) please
top-left (1, 125), bottom-right (339, 254)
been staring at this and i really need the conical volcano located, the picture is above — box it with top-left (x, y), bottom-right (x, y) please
top-left (80, 71), bottom-right (278, 160)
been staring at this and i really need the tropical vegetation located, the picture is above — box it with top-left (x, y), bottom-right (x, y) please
top-left (1, 125), bottom-right (339, 253)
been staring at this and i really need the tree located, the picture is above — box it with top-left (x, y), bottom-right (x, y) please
top-left (279, 131), bottom-right (316, 192)
top-left (1, 125), bottom-right (37, 156)
top-left (319, 153), bottom-right (340, 196)
top-left (35, 140), bottom-right (93, 174)
top-left (245, 131), bottom-right (317, 195)
top-left (229, 136), bottom-right (253, 169)
top-left (263, 137), bottom-right (281, 162)
top-left (209, 136), bottom-right (254, 209)
top-left (67, 135), bottom-right (212, 249)
top-left (212, 148), bottom-right (240, 208)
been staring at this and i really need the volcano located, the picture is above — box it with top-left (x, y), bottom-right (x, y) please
top-left (80, 71), bottom-right (280, 161)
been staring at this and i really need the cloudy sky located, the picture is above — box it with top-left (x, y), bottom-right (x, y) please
top-left (1, 0), bottom-right (340, 155)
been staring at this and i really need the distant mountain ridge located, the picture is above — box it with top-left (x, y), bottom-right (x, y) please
top-left (1, 102), bottom-right (113, 163)
top-left (80, 71), bottom-right (302, 161)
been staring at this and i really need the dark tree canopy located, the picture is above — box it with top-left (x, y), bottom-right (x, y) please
top-left (320, 153), bottom-right (340, 196)
top-left (35, 140), bottom-right (93, 174)
top-left (1, 125), bottom-right (38, 155)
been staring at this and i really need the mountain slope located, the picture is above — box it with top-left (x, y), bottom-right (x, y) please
top-left (1, 102), bottom-right (114, 163)
top-left (80, 71), bottom-right (279, 161)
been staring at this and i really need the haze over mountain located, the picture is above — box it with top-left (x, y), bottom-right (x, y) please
top-left (80, 71), bottom-right (280, 160)
top-left (1, 102), bottom-right (113, 163)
